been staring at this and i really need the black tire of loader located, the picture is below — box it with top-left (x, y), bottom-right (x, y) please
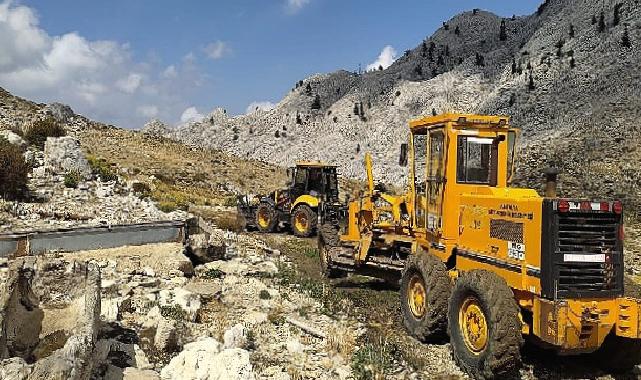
top-left (593, 333), bottom-right (641, 372)
top-left (448, 270), bottom-right (523, 380)
top-left (400, 248), bottom-right (452, 342)
top-left (256, 202), bottom-right (278, 233)
top-left (291, 204), bottom-right (317, 238)
top-left (318, 223), bottom-right (342, 278)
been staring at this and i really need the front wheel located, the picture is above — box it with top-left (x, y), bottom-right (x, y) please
top-left (399, 249), bottom-right (451, 342)
top-left (318, 224), bottom-right (343, 278)
top-left (448, 270), bottom-right (523, 380)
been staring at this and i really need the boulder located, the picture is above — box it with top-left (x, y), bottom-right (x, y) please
top-left (44, 103), bottom-right (74, 123)
top-left (154, 318), bottom-right (178, 352)
top-left (43, 136), bottom-right (91, 178)
top-left (160, 338), bottom-right (254, 380)
top-left (223, 323), bottom-right (247, 349)
top-left (123, 368), bottom-right (161, 380)
top-left (141, 119), bottom-right (170, 138)
top-left (0, 129), bottom-right (27, 149)
top-left (0, 357), bottom-right (32, 380)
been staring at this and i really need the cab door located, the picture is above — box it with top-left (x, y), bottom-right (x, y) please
top-left (426, 129), bottom-right (446, 233)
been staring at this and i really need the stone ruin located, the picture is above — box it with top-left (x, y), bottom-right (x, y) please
top-left (0, 257), bottom-right (101, 380)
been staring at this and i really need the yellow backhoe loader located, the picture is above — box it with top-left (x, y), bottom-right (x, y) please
top-left (318, 113), bottom-right (641, 379)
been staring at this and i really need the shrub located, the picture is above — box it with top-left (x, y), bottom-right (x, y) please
top-left (598, 12), bottom-right (605, 33)
top-left (158, 201), bottom-right (177, 213)
top-left (622, 27), bottom-right (631, 48)
top-left (87, 155), bottom-right (118, 182)
top-left (499, 20), bottom-right (507, 41)
top-left (132, 182), bottom-right (151, 197)
top-left (64, 170), bottom-right (81, 189)
top-left (311, 94), bottom-right (321, 110)
top-left (259, 290), bottom-right (271, 300)
top-left (202, 268), bottom-right (225, 279)
top-left (351, 339), bottom-right (395, 380)
top-left (0, 138), bottom-right (30, 199)
top-left (160, 305), bottom-right (187, 321)
top-left (24, 117), bottom-right (66, 149)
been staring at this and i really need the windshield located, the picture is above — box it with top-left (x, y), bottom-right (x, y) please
top-left (457, 136), bottom-right (494, 184)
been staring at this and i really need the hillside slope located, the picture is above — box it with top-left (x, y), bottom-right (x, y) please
top-left (164, 0), bottom-right (641, 214)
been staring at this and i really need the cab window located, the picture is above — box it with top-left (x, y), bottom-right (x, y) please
top-left (457, 136), bottom-right (493, 184)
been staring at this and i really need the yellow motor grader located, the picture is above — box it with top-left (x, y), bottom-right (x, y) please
top-left (318, 113), bottom-right (641, 379)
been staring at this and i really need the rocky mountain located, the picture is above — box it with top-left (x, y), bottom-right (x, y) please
top-left (163, 0), bottom-right (641, 214)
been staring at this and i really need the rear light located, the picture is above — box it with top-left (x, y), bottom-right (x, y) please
top-left (600, 202), bottom-right (610, 212)
top-left (558, 199), bottom-right (570, 213)
top-left (613, 201), bottom-right (623, 214)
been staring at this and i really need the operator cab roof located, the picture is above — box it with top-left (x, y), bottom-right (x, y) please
top-left (409, 113), bottom-right (511, 130)
top-left (294, 161), bottom-right (336, 168)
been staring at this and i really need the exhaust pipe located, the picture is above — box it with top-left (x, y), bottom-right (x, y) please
top-left (544, 168), bottom-right (559, 198)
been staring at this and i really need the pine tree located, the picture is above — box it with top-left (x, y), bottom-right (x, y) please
top-left (500, 20), bottom-right (507, 41)
top-left (475, 53), bottom-right (485, 66)
top-left (527, 61), bottom-right (532, 70)
top-left (570, 57), bottom-right (576, 68)
top-left (359, 103), bottom-right (364, 117)
top-left (305, 82), bottom-right (312, 95)
top-left (378, 65), bottom-right (383, 71)
top-left (353, 103), bottom-right (359, 115)
top-left (528, 73), bottom-right (535, 90)
top-left (455, 25), bottom-right (460, 35)
top-left (622, 26), bottom-right (631, 48)
top-left (311, 95), bottom-right (321, 110)
top-left (511, 59), bottom-right (517, 74)
top-left (437, 55), bottom-right (444, 66)
top-left (445, 45), bottom-right (450, 57)
top-left (598, 12), bottom-right (606, 33)
top-left (443, 22), bottom-right (449, 31)
top-left (591, 15), bottom-right (597, 25)
top-left (569, 24), bottom-right (575, 38)
top-left (613, 3), bottom-right (622, 27)
top-left (414, 64), bottom-right (423, 77)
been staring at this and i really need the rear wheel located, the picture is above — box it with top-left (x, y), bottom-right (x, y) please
top-left (400, 249), bottom-right (452, 342)
top-left (593, 333), bottom-right (641, 372)
top-left (255, 202), bottom-right (277, 233)
top-left (318, 224), bottom-right (343, 278)
top-left (291, 205), bottom-right (317, 237)
top-left (448, 270), bottom-right (523, 380)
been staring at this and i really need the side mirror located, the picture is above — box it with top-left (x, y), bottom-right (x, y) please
top-left (399, 143), bottom-right (408, 167)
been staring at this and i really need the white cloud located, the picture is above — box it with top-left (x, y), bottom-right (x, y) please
top-left (203, 40), bottom-right (230, 60)
top-left (0, 1), bottom-right (209, 128)
top-left (366, 45), bottom-right (397, 72)
top-left (116, 73), bottom-right (142, 94)
top-left (137, 105), bottom-right (159, 118)
top-left (180, 107), bottom-right (204, 124)
top-left (246, 101), bottom-right (275, 114)
top-left (162, 65), bottom-right (177, 78)
top-left (286, 0), bottom-right (310, 14)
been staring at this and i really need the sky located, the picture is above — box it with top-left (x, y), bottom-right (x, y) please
top-left (0, 0), bottom-right (542, 129)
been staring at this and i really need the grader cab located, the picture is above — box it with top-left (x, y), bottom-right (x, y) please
top-left (318, 114), bottom-right (641, 379)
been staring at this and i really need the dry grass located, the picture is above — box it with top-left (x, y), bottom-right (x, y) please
top-left (326, 323), bottom-right (357, 358)
top-left (78, 126), bottom-right (287, 209)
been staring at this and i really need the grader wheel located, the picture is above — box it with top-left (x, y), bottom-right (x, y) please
top-left (448, 270), bottom-right (523, 380)
top-left (291, 204), bottom-right (317, 238)
top-left (318, 223), bottom-right (343, 278)
top-left (593, 333), bottom-right (641, 372)
top-left (400, 248), bottom-right (451, 342)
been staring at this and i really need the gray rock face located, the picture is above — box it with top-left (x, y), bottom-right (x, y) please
top-left (44, 103), bottom-right (75, 123)
top-left (141, 119), bottom-right (171, 138)
top-left (43, 136), bottom-right (91, 178)
top-left (166, 0), bottom-right (641, 215)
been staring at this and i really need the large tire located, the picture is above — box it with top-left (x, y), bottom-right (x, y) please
top-left (593, 333), bottom-right (641, 372)
top-left (318, 224), bottom-right (343, 278)
top-left (400, 248), bottom-right (452, 342)
top-left (291, 204), bottom-right (317, 238)
top-left (448, 270), bottom-right (523, 380)
top-left (255, 202), bottom-right (278, 233)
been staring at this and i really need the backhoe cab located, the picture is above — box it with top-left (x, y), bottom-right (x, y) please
top-left (319, 114), bottom-right (640, 379)
top-left (238, 162), bottom-right (340, 237)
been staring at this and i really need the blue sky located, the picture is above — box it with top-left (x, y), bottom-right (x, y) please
top-left (0, 0), bottom-right (541, 128)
